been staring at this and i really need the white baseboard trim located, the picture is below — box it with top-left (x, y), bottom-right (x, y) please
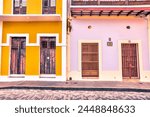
top-left (0, 76), bottom-right (66, 82)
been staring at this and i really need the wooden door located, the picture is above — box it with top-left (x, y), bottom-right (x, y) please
top-left (82, 43), bottom-right (99, 78)
top-left (10, 37), bottom-right (26, 74)
top-left (121, 43), bottom-right (139, 79)
top-left (40, 37), bottom-right (56, 74)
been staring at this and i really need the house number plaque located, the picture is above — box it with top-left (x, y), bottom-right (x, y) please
top-left (107, 42), bottom-right (113, 46)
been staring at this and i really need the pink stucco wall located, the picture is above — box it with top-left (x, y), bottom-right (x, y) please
top-left (70, 18), bottom-right (149, 71)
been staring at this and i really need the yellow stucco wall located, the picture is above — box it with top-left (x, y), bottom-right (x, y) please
top-left (27, 0), bottom-right (42, 14)
top-left (2, 22), bottom-right (62, 43)
top-left (3, 0), bottom-right (62, 15)
top-left (1, 22), bottom-right (62, 76)
top-left (25, 46), bottom-right (62, 76)
top-left (26, 47), bottom-right (40, 75)
top-left (56, 47), bottom-right (62, 76)
top-left (1, 47), bottom-right (9, 75)
top-left (2, 0), bottom-right (63, 77)
top-left (3, 0), bottom-right (12, 14)
top-left (56, 0), bottom-right (62, 15)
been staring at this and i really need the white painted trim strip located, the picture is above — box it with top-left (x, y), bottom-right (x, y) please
top-left (1, 14), bottom-right (61, 16)
top-left (62, 0), bottom-right (67, 78)
top-left (36, 33), bottom-right (65, 47)
top-left (1, 33), bottom-right (66, 47)
top-left (0, 76), bottom-right (66, 82)
top-left (40, 74), bottom-right (56, 78)
top-left (0, 0), bottom-right (3, 15)
top-left (1, 34), bottom-right (29, 46)
top-left (71, 5), bottom-right (150, 9)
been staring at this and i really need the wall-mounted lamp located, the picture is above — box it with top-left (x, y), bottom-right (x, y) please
top-left (67, 18), bottom-right (72, 33)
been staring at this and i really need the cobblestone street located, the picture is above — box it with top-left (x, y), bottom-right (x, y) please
top-left (0, 89), bottom-right (150, 100)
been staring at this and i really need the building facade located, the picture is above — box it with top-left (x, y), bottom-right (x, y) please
top-left (68, 0), bottom-right (150, 82)
top-left (0, 0), bottom-right (67, 81)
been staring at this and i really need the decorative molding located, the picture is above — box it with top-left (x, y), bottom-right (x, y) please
top-left (0, 76), bottom-right (66, 82)
top-left (70, 5), bottom-right (150, 9)
top-left (1, 33), bottom-right (66, 47)
top-left (36, 33), bottom-right (66, 47)
top-left (0, 15), bottom-right (62, 21)
top-left (1, 34), bottom-right (29, 46)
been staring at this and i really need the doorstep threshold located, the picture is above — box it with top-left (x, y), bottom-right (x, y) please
top-left (9, 75), bottom-right (25, 78)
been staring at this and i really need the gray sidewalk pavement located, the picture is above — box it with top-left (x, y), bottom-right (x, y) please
top-left (0, 81), bottom-right (150, 91)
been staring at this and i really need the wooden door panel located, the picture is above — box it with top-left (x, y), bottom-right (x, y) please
top-left (82, 43), bottom-right (99, 78)
top-left (10, 37), bottom-right (26, 74)
top-left (82, 70), bottom-right (99, 77)
top-left (40, 37), bottom-right (56, 74)
top-left (121, 44), bottom-right (139, 79)
top-left (82, 53), bottom-right (98, 61)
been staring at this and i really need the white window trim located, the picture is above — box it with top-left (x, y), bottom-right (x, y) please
top-left (118, 40), bottom-right (143, 80)
top-left (0, 76), bottom-right (66, 81)
top-left (78, 40), bottom-right (102, 79)
top-left (51, 0), bottom-right (56, 7)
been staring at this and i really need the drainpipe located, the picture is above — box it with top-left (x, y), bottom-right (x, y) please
top-left (66, 0), bottom-right (71, 81)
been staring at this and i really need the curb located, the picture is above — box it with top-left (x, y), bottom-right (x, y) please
top-left (0, 86), bottom-right (150, 92)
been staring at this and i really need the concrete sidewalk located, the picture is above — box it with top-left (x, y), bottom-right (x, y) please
top-left (0, 81), bottom-right (150, 92)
